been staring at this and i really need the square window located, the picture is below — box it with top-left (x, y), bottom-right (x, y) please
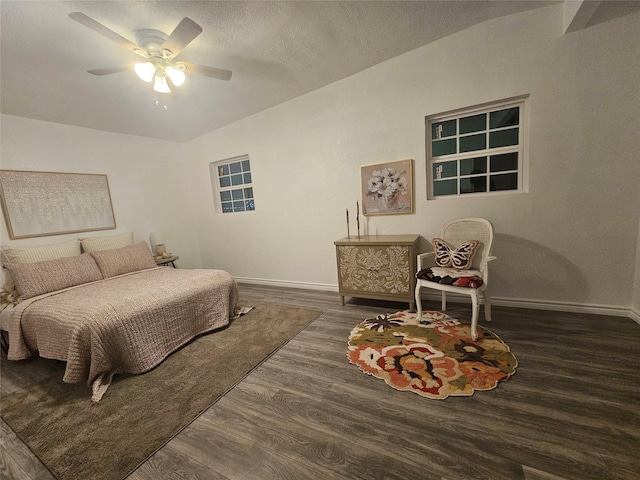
top-left (433, 179), bottom-right (457, 196)
top-left (490, 153), bottom-right (518, 172)
top-left (459, 114), bottom-right (486, 134)
top-left (433, 161), bottom-right (457, 180)
top-left (231, 174), bottom-right (243, 186)
top-left (489, 128), bottom-right (519, 148)
top-left (231, 189), bottom-right (244, 200)
top-left (432, 138), bottom-right (457, 157)
top-left (490, 173), bottom-right (518, 191)
top-left (460, 157), bottom-right (487, 175)
top-left (432, 119), bottom-right (456, 139)
top-left (460, 133), bottom-right (486, 153)
top-left (490, 107), bottom-right (519, 129)
top-left (210, 156), bottom-right (256, 214)
top-left (426, 96), bottom-right (527, 199)
top-left (461, 176), bottom-right (487, 194)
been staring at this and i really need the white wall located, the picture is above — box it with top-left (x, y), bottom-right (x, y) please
top-left (187, 4), bottom-right (640, 313)
top-left (0, 116), bottom-right (204, 269)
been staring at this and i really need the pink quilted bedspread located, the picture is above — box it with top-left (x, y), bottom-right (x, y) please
top-left (6, 267), bottom-right (238, 401)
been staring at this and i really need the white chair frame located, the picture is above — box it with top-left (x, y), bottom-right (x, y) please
top-left (415, 218), bottom-right (497, 340)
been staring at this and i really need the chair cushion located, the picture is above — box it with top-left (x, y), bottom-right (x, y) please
top-left (433, 238), bottom-right (479, 269)
top-left (417, 267), bottom-right (484, 288)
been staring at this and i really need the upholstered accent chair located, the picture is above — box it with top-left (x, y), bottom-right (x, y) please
top-left (415, 218), bottom-right (496, 340)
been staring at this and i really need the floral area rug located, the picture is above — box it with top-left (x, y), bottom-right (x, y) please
top-left (347, 310), bottom-right (517, 399)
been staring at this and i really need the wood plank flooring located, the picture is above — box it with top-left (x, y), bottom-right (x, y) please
top-left (2, 284), bottom-right (639, 480)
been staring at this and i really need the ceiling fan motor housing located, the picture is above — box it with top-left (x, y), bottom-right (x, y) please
top-left (135, 29), bottom-right (169, 56)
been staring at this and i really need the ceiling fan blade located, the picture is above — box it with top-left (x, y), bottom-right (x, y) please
top-left (87, 65), bottom-right (132, 76)
top-left (69, 12), bottom-right (142, 55)
top-left (181, 62), bottom-right (232, 81)
top-left (162, 18), bottom-right (202, 57)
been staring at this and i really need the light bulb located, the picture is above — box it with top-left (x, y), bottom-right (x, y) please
top-left (165, 65), bottom-right (186, 87)
top-left (153, 75), bottom-right (171, 93)
top-left (134, 62), bottom-right (155, 83)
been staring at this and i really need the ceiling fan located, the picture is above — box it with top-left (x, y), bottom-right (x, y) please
top-left (69, 12), bottom-right (232, 94)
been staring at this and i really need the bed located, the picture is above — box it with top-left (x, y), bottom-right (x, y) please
top-left (1, 238), bottom-right (238, 401)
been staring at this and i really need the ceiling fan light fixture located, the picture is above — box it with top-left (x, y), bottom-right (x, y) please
top-left (153, 75), bottom-right (171, 93)
top-left (165, 65), bottom-right (186, 87)
top-left (134, 62), bottom-right (156, 83)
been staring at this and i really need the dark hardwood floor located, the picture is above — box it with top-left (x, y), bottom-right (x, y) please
top-left (2, 284), bottom-right (639, 480)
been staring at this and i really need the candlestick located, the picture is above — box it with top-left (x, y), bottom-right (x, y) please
top-left (346, 208), bottom-right (350, 239)
top-left (356, 201), bottom-right (360, 239)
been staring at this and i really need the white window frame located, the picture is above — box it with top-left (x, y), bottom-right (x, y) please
top-left (209, 154), bottom-right (255, 214)
top-left (426, 95), bottom-right (529, 199)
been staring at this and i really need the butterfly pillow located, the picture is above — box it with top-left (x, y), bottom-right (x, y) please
top-left (433, 238), bottom-right (479, 270)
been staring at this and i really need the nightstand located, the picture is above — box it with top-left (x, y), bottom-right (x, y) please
top-left (155, 255), bottom-right (179, 268)
top-left (335, 235), bottom-right (419, 311)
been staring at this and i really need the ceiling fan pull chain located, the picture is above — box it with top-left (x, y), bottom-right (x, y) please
top-left (153, 91), bottom-right (168, 110)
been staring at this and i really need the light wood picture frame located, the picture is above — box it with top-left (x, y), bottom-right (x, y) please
top-left (0, 170), bottom-right (117, 239)
top-left (361, 159), bottom-right (414, 216)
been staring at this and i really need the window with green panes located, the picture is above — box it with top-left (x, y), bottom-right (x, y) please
top-left (426, 96), bottom-right (528, 198)
top-left (209, 155), bottom-right (256, 213)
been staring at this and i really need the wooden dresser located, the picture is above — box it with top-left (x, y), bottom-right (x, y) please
top-left (334, 234), bottom-right (420, 311)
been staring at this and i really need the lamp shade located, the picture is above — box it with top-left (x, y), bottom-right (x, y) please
top-left (153, 75), bottom-right (171, 93)
top-left (149, 231), bottom-right (164, 247)
top-left (166, 65), bottom-right (186, 87)
top-left (134, 62), bottom-right (156, 83)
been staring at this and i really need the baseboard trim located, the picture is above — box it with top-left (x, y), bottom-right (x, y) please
top-left (418, 291), bottom-right (636, 319)
top-left (235, 277), bottom-right (338, 292)
top-left (487, 296), bottom-right (635, 319)
top-left (236, 277), bottom-right (639, 322)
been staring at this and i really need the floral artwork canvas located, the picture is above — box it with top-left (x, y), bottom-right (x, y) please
top-left (361, 159), bottom-right (414, 215)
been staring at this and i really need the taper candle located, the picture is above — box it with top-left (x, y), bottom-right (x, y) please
top-left (346, 208), bottom-right (350, 238)
top-left (356, 201), bottom-right (360, 238)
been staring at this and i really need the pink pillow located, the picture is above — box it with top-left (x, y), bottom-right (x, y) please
top-left (90, 242), bottom-right (157, 278)
top-left (7, 253), bottom-right (102, 300)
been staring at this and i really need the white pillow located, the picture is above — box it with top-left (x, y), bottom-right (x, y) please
top-left (81, 232), bottom-right (133, 253)
top-left (1, 239), bottom-right (81, 266)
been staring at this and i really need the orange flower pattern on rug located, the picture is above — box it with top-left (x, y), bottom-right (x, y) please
top-left (347, 311), bottom-right (517, 399)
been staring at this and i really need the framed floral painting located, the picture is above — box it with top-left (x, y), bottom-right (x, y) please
top-left (361, 159), bottom-right (414, 216)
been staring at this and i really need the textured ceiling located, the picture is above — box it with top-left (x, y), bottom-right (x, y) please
top-left (1, 1), bottom-right (632, 143)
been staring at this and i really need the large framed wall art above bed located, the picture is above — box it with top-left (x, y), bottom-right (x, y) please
top-left (0, 170), bottom-right (116, 239)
